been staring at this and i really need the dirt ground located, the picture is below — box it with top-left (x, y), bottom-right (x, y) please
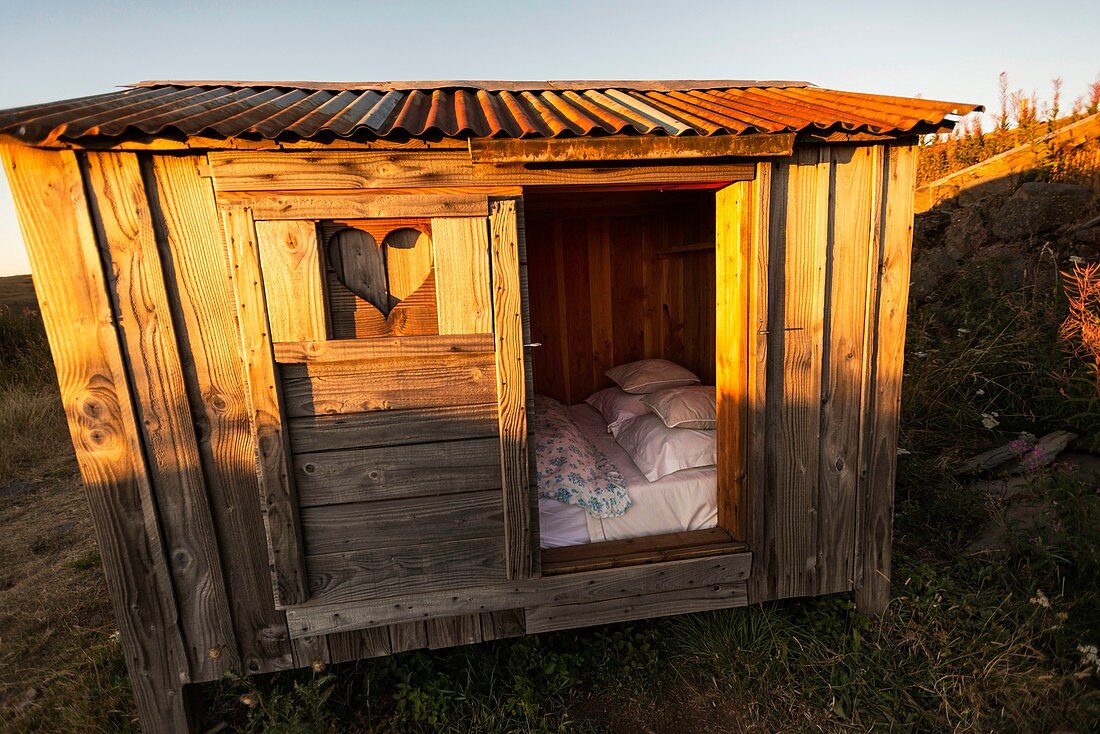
top-left (0, 274), bottom-right (133, 731)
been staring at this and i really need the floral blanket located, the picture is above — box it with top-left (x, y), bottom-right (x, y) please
top-left (532, 395), bottom-right (631, 518)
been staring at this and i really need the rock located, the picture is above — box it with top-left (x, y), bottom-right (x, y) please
top-left (944, 205), bottom-right (992, 259)
top-left (967, 501), bottom-right (1057, 555)
top-left (992, 182), bottom-right (1094, 240)
top-left (914, 209), bottom-right (951, 249)
top-left (1074, 225), bottom-right (1100, 245)
top-left (909, 246), bottom-right (958, 301)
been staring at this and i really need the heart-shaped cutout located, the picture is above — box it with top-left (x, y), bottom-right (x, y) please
top-left (327, 226), bottom-right (432, 317)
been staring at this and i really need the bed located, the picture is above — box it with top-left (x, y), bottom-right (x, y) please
top-left (538, 401), bottom-right (718, 548)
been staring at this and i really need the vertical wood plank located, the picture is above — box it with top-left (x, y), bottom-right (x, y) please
top-left (561, 217), bottom-right (593, 402)
top-left (715, 181), bottom-right (752, 538)
top-left (2, 144), bottom-right (193, 732)
top-left (254, 220), bottom-right (327, 342)
top-left (222, 206), bottom-right (310, 609)
top-left (818, 146), bottom-right (878, 596)
top-left (480, 609), bottom-right (527, 641)
top-left (747, 163), bottom-right (772, 600)
top-left (856, 144), bottom-right (917, 614)
top-left (763, 147), bottom-right (830, 601)
top-left (327, 628), bottom-right (390, 664)
top-left (388, 622), bottom-right (429, 654)
top-left (490, 198), bottom-right (533, 580)
top-left (588, 217), bottom-right (614, 386)
top-left (85, 151), bottom-right (240, 679)
top-left (516, 199), bottom-right (541, 574)
top-left (426, 615), bottom-right (484, 649)
top-left (432, 216), bottom-right (493, 333)
top-left (291, 634), bottom-right (331, 670)
top-left (151, 155), bottom-right (294, 673)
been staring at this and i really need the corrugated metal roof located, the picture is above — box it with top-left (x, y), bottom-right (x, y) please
top-left (0, 80), bottom-right (982, 145)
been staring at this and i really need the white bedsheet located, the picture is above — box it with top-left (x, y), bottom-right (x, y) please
top-left (538, 403), bottom-right (718, 548)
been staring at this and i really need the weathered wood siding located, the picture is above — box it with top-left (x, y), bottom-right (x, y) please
top-left (719, 144), bottom-right (915, 607)
top-left (4, 140), bottom-right (914, 733)
top-left (526, 190), bottom-right (716, 404)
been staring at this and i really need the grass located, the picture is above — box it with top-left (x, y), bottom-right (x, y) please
top-left (2, 224), bottom-right (1100, 733)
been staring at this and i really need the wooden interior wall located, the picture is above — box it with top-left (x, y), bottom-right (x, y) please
top-left (727, 143), bottom-right (916, 609)
top-left (525, 190), bottom-right (716, 405)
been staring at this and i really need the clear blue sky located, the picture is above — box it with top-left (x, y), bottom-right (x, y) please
top-left (2, 0), bottom-right (1097, 275)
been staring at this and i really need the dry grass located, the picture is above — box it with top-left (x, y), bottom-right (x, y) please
top-left (0, 275), bottom-right (135, 731)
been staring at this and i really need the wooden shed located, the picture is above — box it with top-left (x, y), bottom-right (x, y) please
top-left (0, 80), bottom-right (979, 732)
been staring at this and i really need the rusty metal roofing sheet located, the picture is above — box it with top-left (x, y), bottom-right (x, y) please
top-left (0, 80), bottom-right (982, 145)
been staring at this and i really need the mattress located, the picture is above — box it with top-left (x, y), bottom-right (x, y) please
top-left (538, 403), bottom-right (718, 548)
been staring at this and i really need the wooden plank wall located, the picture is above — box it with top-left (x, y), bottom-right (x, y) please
top-left (742, 143), bottom-right (913, 608)
top-left (525, 189), bottom-right (716, 404)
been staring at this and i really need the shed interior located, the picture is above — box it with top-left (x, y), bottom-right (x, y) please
top-left (524, 186), bottom-right (743, 571)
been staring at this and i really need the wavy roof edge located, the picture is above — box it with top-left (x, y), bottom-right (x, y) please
top-left (0, 80), bottom-right (984, 146)
top-left (128, 79), bottom-right (817, 92)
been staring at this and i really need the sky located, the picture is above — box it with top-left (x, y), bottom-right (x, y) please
top-left (1, 0), bottom-right (1098, 276)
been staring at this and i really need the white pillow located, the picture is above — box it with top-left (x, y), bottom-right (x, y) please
top-left (605, 359), bottom-right (700, 394)
top-left (641, 386), bottom-right (716, 430)
top-left (585, 387), bottom-right (652, 437)
top-left (615, 414), bottom-right (717, 482)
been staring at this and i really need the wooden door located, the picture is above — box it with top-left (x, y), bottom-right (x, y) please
top-left (225, 196), bottom-right (534, 610)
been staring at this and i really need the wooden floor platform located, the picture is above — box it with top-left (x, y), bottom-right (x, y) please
top-left (540, 527), bottom-right (748, 576)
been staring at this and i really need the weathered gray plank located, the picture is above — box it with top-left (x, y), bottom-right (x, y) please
top-left (426, 615), bottom-right (484, 650)
top-left (328, 627), bottom-right (391, 664)
top-left (432, 216), bottom-right (493, 334)
top-left (300, 490), bottom-right (505, 556)
top-left (817, 145), bottom-right (878, 596)
top-left (279, 351), bottom-right (498, 417)
top-left (218, 189), bottom-right (489, 220)
top-left (490, 198), bottom-right (532, 581)
top-left (207, 150), bottom-right (756, 191)
top-left (273, 332), bottom-right (493, 363)
top-left (526, 583), bottom-right (748, 633)
top-left (480, 609), bottom-right (526, 641)
top-left (760, 148), bottom-right (829, 601)
top-left (254, 219), bottom-right (327, 342)
top-left (287, 553), bottom-right (752, 637)
top-left (306, 537), bottom-right (506, 606)
top-left (856, 144), bottom-right (917, 614)
top-left (221, 205), bottom-right (310, 608)
top-left (287, 402), bottom-right (499, 454)
top-left (2, 144), bottom-right (192, 731)
top-left (151, 155), bottom-right (294, 673)
top-left (85, 151), bottom-right (240, 679)
top-left (747, 163), bottom-right (772, 602)
top-left (388, 622), bottom-right (429, 654)
top-left (294, 437), bottom-right (502, 507)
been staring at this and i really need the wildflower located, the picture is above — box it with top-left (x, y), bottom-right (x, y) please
top-left (1008, 436), bottom-right (1033, 455)
top-left (1023, 446), bottom-right (1049, 473)
top-left (109, 631), bottom-right (120, 642)
top-left (1030, 590), bottom-right (1051, 608)
top-left (1078, 644), bottom-right (1099, 674)
top-left (240, 692), bottom-right (260, 708)
top-left (311, 659), bottom-right (327, 673)
top-left (981, 412), bottom-right (1000, 429)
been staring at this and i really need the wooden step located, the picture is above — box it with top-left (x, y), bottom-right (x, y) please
top-left (540, 527), bottom-right (748, 576)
